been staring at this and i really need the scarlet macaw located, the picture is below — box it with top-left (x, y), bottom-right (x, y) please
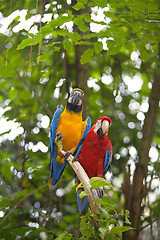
top-left (75, 116), bottom-right (112, 213)
top-left (48, 88), bottom-right (91, 188)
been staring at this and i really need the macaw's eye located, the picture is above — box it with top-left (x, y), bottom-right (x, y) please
top-left (79, 92), bottom-right (84, 100)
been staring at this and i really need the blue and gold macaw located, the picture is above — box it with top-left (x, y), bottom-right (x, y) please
top-left (48, 88), bottom-right (91, 188)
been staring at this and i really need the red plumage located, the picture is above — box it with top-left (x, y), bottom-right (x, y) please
top-left (76, 116), bottom-right (113, 213)
top-left (77, 116), bottom-right (112, 179)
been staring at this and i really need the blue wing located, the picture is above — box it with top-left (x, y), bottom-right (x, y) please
top-left (75, 117), bottom-right (91, 212)
top-left (49, 108), bottom-right (68, 187)
top-left (50, 108), bottom-right (63, 155)
top-left (75, 116), bottom-right (91, 154)
top-left (75, 144), bottom-right (82, 158)
top-left (77, 189), bottom-right (88, 214)
top-left (103, 141), bottom-right (113, 175)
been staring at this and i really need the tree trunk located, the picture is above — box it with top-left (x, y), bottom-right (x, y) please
top-left (72, 0), bottom-right (90, 119)
top-left (123, 45), bottom-right (160, 240)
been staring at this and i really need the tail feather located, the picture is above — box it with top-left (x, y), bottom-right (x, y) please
top-left (77, 189), bottom-right (88, 214)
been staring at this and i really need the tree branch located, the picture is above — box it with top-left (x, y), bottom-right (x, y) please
top-left (0, 183), bottom-right (48, 226)
top-left (128, 43), bottom-right (160, 239)
top-left (60, 149), bottom-right (100, 227)
top-left (16, 71), bottom-right (53, 119)
top-left (139, 216), bottom-right (160, 232)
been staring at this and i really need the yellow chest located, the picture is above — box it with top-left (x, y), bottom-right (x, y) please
top-left (56, 109), bottom-right (86, 152)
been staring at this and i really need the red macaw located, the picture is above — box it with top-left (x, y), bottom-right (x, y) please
top-left (75, 116), bottom-right (112, 213)
top-left (48, 88), bottom-right (91, 188)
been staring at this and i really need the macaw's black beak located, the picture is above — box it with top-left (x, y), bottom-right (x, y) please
top-left (97, 127), bottom-right (105, 137)
top-left (97, 120), bottom-right (109, 137)
top-left (71, 92), bottom-right (80, 106)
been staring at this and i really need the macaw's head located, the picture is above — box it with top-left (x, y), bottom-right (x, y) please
top-left (66, 88), bottom-right (84, 113)
top-left (94, 116), bottom-right (111, 137)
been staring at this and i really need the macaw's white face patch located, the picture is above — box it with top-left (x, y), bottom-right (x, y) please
top-left (68, 90), bottom-right (84, 106)
top-left (101, 120), bottom-right (109, 135)
top-left (94, 119), bottom-right (102, 134)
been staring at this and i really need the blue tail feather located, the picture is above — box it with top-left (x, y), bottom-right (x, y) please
top-left (77, 189), bottom-right (88, 214)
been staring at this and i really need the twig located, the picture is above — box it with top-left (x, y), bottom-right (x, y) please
top-left (0, 183), bottom-right (48, 226)
top-left (140, 216), bottom-right (160, 232)
top-left (16, 71), bottom-right (53, 119)
top-left (60, 149), bottom-right (99, 227)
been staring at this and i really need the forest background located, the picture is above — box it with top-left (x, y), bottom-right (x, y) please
top-left (0, 0), bottom-right (160, 239)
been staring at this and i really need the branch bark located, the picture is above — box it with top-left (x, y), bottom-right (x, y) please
top-left (0, 183), bottom-right (48, 226)
top-left (17, 72), bottom-right (53, 119)
top-left (60, 149), bottom-right (99, 227)
top-left (72, 0), bottom-right (90, 119)
top-left (124, 44), bottom-right (160, 240)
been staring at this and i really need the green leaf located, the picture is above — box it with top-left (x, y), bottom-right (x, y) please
top-left (110, 226), bottom-right (134, 235)
top-left (124, 209), bottom-right (132, 225)
top-left (82, 33), bottom-right (98, 39)
top-left (79, 190), bottom-right (87, 198)
top-left (99, 226), bottom-right (108, 239)
top-left (17, 34), bottom-right (42, 50)
top-left (74, 15), bottom-right (90, 32)
top-left (38, 46), bottom-right (61, 62)
top-left (2, 162), bottom-right (12, 182)
top-left (9, 88), bottom-right (17, 100)
top-left (89, 0), bottom-right (109, 8)
top-left (94, 41), bottom-right (103, 54)
top-left (76, 182), bottom-right (83, 191)
top-left (80, 214), bottom-right (94, 239)
top-left (80, 48), bottom-right (94, 64)
top-left (0, 230), bottom-right (16, 240)
top-left (96, 198), bottom-right (116, 212)
top-left (72, 2), bottom-right (85, 10)
top-left (63, 39), bottom-right (73, 54)
top-left (76, 41), bottom-right (92, 46)
top-left (0, 197), bottom-right (10, 207)
top-left (104, 233), bottom-right (117, 240)
top-left (96, 196), bottom-right (115, 208)
top-left (90, 177), bottom-right (112, 189)
top-left (70, 32), bottom-right (81, 42)
top-left (14, 188), bottom-right (30, 199)
top-left (55, 231), bottom-right (73, 240)
top-left (72, 0), bottom-right (88, 10)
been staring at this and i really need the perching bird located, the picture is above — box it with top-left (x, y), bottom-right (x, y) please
top-left (75, 116), bottom-right (112, 213)
top-left (48, 88), bottom-right (91, 188)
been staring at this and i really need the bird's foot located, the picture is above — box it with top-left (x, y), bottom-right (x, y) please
top-left (56, 132), bottom-right (63, 141)
top-left (72, 157), bottom-right (79, 163)
top-left (64, 150), bottom-right (72, 161)
top-left (96, 187), bottom-right (103, 199)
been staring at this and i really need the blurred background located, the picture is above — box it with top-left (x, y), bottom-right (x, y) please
top-left (0, 0), bottom-right (160, 239)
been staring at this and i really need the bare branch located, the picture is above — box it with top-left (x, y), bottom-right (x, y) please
top-left (0, 183), bottom-right (48, 226)
top-left (61, 149), bottom-right (99, 227)
top-left (16, 71), bottom-right (53, 119)
top-left (140, 216), bottom-right (160, 232)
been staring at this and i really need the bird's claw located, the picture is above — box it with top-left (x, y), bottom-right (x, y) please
top-left (96, 187), bottom-right (103, 199)
top-left (72, 157), bottom-right (79, 163)
top-left (64, 150), bottom-right (72, 161)
top-left (56, 132), bottom-right (63, 141)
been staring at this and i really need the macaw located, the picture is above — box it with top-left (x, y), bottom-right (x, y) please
top-left (75, 116), bottom-right (113, 213)
top-left (48, 88), bottom-right (91, 188)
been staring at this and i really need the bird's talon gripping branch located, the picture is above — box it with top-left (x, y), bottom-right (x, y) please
top-left (56, 132), bottom-right (63, 141)
top-left (72, 157), bottom-right (79, 163)
top-left (64, 150), bottom-right (72, 161)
